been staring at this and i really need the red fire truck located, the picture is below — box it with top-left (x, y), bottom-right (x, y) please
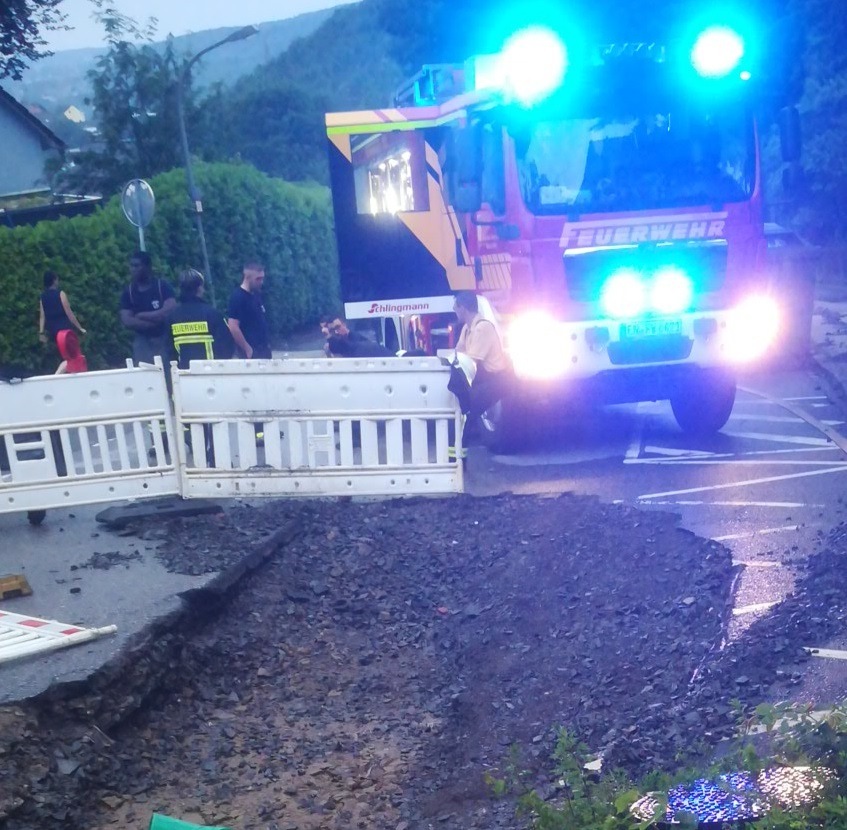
top-left (325, 16), bottom-right (804, 449)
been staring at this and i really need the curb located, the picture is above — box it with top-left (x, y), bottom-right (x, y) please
top-left (29, 519), bottom-right (301, 724)
top-left (1, 519), bottom-right (302, 826)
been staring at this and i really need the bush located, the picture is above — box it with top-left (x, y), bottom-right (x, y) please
top-left (0, 161), bottom-right (339, 371)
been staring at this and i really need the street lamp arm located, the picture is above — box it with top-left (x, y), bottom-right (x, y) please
top-left (181, 25), bottom-right (259, 82)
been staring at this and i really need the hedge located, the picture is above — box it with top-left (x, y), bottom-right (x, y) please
top-left (0, 161), bottom-right (339, 371)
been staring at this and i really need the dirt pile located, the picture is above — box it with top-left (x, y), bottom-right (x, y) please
top-left (3, 494), bottom-right (841, 829)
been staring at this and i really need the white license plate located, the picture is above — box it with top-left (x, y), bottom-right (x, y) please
top-left (621, 319), bottom-right (682, 339)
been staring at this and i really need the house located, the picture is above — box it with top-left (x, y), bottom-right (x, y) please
top-left (0, 86), bottom-right (65, 198)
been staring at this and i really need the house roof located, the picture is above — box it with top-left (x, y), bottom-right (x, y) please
top-left (0, 86), bottom-right (65, 151)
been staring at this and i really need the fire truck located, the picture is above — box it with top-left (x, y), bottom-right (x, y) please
top-left (325, 16), bottom-right (804, 449)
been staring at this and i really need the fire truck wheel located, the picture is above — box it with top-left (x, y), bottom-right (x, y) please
top-left (27, 510), bottom-right (47, 526)
top-left (670, 372), bottom-right (737, 436)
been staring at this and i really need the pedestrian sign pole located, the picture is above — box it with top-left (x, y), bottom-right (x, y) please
top-left (121, 179), bottom-right (156, 252)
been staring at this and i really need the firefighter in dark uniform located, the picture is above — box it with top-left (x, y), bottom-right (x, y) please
top-left (169, 269), bottom-right (234, 367)
top-left (169, 269), bottom-right (234, 465)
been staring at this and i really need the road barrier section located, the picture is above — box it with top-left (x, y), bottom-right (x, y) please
top-left (0, 357), bottom-right (463, 515)
top-left (172, 357), bottom-right (463, 498)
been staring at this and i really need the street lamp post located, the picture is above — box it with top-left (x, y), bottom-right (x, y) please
top-left (175, 24), bottom-right (259, 306)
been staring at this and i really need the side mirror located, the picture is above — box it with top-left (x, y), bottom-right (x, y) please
top-left (779, 106), bottom-right (801, 164)
top-left (452, 125), bottom-right (482, 213)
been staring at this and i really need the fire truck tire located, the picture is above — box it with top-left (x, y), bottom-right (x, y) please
top-left (670, 372), bottom-right (736, 436)
top-left (27, 510), bottom-right (47, 526)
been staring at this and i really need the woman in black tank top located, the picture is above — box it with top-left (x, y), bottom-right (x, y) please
top-left (39, 271), bottom-right (86, 345)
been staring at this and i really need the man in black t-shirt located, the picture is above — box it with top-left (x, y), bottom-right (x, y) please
top-left (119, 251), bottom-right (176, 366)
top-left (226, 261), bottom-right (271, 359)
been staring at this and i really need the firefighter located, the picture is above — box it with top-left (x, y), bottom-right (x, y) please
top-left (169, 269), bottom-right (234, 368)
top-left (453, 291), bottom-right (513, 443)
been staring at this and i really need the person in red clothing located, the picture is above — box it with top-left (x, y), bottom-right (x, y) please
top-left (55, 329), bottom-right (88, 374)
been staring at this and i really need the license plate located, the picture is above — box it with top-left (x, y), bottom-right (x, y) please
top-left (621, 319), bottom-right (682, 339)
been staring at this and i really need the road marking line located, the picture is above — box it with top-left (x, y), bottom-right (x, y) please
top-left (805, 647), bottom-right (847, 660)
top-left (729, 414), bottom-right (844, 426)
top-left (627, 458), bottom-right (847, 467)
top-left (733, 560), bottom-right (783, 568)
top-left (722, 430), bottom-right (834, 447)
top-left (637, 465), bottom-right (847, 500)
top-left (634, 500), bottom-right (821, 508)
top-left (639, 446), bottom-right (840, 462)
top-left (733, 601), bottom-right (779, 616)
top-left (715, 525), bottom-right (801, 541)
top-left (738, 387), bottom-right (847, 454)
top-left (783, 396), bottom-right (829, 401)
top-left (641, 445), bottom-right (715, 457)
top-left (734, 397), bottom-right (828, 406)
top-left (734, 446), bottom-right (841, 457)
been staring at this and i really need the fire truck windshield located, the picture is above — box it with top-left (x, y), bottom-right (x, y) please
top-left (513, 104), bottom-right (754, 214)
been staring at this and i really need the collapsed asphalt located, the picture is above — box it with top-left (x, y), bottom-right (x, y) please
top-left (1, 493), bottom-right (845, 830)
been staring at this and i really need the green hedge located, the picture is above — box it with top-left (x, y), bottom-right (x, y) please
top-left (0, 161), bottom-right (339, 371)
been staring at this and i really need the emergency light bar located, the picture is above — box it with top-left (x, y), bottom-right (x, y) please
top-left (468, 26), bottom-right (568, 105)
top-left (690, 25), bottom-right (746, 78)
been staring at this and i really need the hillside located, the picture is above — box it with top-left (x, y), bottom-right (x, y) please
top-left (2, 7), bottom-right (341, 127)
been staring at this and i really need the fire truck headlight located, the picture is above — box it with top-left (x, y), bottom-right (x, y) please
top-left (501, 26), bottom-right (568, 105)
top-left (601, 269), bottom-right (646, 319)
top-left (508, 311), bottom-right (571, 379)
top-left (726, 295), bottom-right (780, 362)
top-left (650, 267), bottom-right (693, 314)
top-left (691, 25), bottom-right (745, 77)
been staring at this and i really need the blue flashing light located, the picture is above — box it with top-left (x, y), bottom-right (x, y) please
top-left (650, 266), bottom-right (694, 314)
top-left (691, 25), bottom-right (745, 78)
top-left (500, 26), bottom-right (568, 105)
top-left (601, 269), bottom-right (646, 319)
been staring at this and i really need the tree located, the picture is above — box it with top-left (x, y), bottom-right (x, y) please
top-left (0, 0), bottom-right (66, 80)
top-left (63, 39), bottom-right (185, 195)
top-left (54, 2), bottom-right (179, 197)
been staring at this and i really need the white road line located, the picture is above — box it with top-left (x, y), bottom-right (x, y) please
top-left (637, 465), bottom-right (847, 500)
top-left (738, 387), bottom-right (847, 454)
top-left (634, 500), bottom-right (822, 508)
top-left (641, 445), bottom-right (715, 457)
top-left (640, 445), bottom-right (840, 461)
top-left (805, 647), bottom-right (847, 660)
top-left (734, 446), bottom-right (841, 457)
top-left (626, 459), bottom-right (847, 467)
top-left (729, 414), bottom-right (844, 426)
top-left (735, 397), bottom-right (828, 406)
top-left (721, 430), bottom-right (834, 447)
top-left (733, 601), bottom-right (779, 616)
top-left (783, 396), bottom-right (829, 401)
top-left (733, 560), bottom-right (783, 568)
top-left (715, 525), bottom-right (801, 541)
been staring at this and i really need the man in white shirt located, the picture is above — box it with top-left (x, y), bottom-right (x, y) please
top-left (454, 291), bottom-right (513, 440)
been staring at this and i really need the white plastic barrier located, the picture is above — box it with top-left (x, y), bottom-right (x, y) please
top-left (0, 363), bottom-right (179, 514)
top-left (172, 357), bottom-right (463, 498)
